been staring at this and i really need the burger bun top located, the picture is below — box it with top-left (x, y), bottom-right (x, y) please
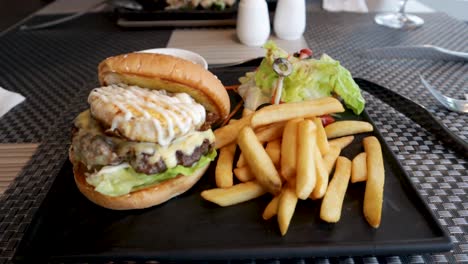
top-left (98, 53), bottom-right (230, 123)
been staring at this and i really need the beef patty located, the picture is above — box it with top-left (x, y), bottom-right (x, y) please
top-left (72, 131), bottom-right (214, 175)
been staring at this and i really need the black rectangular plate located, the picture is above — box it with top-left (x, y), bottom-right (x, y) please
top-left (14, 77), bottom-right (452, 263)
top-left (114, 0), bottom-right (276, 21)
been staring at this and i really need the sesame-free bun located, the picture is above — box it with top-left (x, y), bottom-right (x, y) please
top-left (72, 160), bottom-right (209, 210)
top-left (98, 52), bottom-right (230, 122)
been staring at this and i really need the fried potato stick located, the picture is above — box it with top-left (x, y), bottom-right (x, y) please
top-left (310, 145), bottom-right (329, 200)
top-left (320, 156), bottom-right (351, 223)
top-left (215, 114), bottom-right (252, 149)
top-left (237, 153), bottom-right (246, 168)
top-left (325, 121), bottom-right (373, 139)
top-left (280, 118), bottom-right (302, 180)
top-left (296, 120), bottom-right (317, 200)
top-left (233, 166), bottom-right (255, 182)
top-left (263, 195), bottom-right (280, 220)
top-left (363, 136), bottom-right (385, 228)
top-left (278, 185), bottom-right (298, 236)
top-left (242, 108), bottom-right (254, 117)
top-left (255, 122), bottom-right (286, 143)
top-left (251, 97), bottom-right (344, 128)
top-left (351, 152), bottom-right (367, 183)
top-left (312, 117), bottom-right (330, 155)
top-left (265, 139), bottom-right (281, 168)
top-left (323, 146), bottom-right (341, 175)
top-left (328, 136), bottom-right (354, 150)
top-left (238, 127), bottom-right (282, 195)
top-left (215, 143), bottom-right (236, 188)
top-left (201, 181), bottom-right (266, 207)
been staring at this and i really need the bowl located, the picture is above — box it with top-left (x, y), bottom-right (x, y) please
top-left (137, 48), bottom-right (208, 69)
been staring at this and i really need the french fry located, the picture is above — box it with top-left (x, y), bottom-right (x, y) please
top-left (238, 127), bottom-right (282, 195)
top-left (251, 97), bottom-right (345, 128)
top-left (255, 122), bottom-right (286, 143)
top-left (215, 143), bottom-right (237, 188)
top-left (320, 156), bottom-right (352, 223)
top-left (351, 152), bottom-right (367, 183)
top-left (328, 136), bottom-right (354, 150)
top-left (310, 145), bottom-right (329, 200)
top-left (296, 120), bottom-right (317, 200)
top-left (215, 114), bottom-right (252, 149)
top-left (278, 185), bottom-right (298, 236)
top-left (280, 118), bottom-right (302, 180)
top-left (325, 121), bottom-right (373, 139)
top-left (242, 108), bottom-right (253, 117)
top-left (323, 146), bottom-right (341, 175)
top-left (265, 139), bottom-right (281, 168)
top-left (201, 181), bottom-right (266, 207)
top-left (237, 153), bottom-right (246, 168)
top-left (312, 117), bottom-right (330, 155)
top-left (262, 196), bottom-right (280, 220)
top-left (233, 166), bottom-right (255, 182)
top-left (363, 136), bottom-right (385, 228)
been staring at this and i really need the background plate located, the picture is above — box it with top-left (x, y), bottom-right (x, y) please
top-left (13, 80), bottom-right (452, 263)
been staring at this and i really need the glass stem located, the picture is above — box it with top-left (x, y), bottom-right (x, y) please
top-left (398, 0), bottom-right (409, 14)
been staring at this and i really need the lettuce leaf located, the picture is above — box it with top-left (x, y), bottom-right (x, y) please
top-left (86, 150), bottom-right (217, 197)
top-left (242, 41), bottom-right (365, 114)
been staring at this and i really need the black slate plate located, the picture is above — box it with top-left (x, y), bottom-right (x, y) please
top-left (14, 80), bottom-right (452, 263)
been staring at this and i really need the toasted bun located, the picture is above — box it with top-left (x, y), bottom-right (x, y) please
top-left (72, 160), bottom-right (208, 210)
top-left (98, 52), bottom-right (230, 123)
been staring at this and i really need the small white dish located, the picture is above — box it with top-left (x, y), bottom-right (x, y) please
top-left (137, 48), bottom-right (208, 69)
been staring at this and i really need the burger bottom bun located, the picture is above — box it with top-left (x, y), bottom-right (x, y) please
top-left (73, 162), bottom-right (209, 210)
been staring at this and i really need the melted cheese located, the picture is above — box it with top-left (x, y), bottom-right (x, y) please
top-left (73, 110), bottom-right (214, 170)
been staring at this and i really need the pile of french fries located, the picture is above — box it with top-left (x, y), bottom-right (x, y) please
top-left (201, 97), bottom-right (385, 235)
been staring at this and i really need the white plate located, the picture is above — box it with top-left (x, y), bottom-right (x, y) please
top-left (137, 48), bottom-right (208, 69)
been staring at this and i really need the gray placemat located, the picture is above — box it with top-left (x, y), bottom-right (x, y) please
top-left (0, 14), bottom-right (173, 143)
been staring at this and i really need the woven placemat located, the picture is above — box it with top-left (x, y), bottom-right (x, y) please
top-left (0, 14), bottom-right (173, 143)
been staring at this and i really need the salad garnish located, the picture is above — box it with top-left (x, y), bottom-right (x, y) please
top-left (237, 41), bottom-right (365, 115)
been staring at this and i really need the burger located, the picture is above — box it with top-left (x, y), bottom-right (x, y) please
top-left (69, 53), bottom-right (230, 210)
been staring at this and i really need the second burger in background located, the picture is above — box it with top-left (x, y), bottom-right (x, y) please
top-left (69, 53), bottom-right (230, 210)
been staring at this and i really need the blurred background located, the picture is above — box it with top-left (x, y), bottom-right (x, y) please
top-left (0, 0), bottom-right (467, 32)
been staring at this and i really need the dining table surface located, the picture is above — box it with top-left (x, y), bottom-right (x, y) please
top-left (0, 0), bottom-right (466, 263)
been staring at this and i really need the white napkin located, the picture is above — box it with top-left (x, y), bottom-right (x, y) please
top-left (0, 86), bottom-right (25, 118)
top-left (323, 0), bottom-right (369, 13)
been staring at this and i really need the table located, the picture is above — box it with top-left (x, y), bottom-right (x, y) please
top-left (0, 3), bottom-right (466, 263)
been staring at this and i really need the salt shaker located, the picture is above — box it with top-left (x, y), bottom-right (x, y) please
top-left (236, 0), bottom-right (270, 46)
top-left (274, 0), bottom-right (306, 40)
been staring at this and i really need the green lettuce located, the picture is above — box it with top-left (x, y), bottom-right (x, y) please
top-left (86, 150), bottom-right (217, 197)
top-left (243, 41), bottom-right (365, 115)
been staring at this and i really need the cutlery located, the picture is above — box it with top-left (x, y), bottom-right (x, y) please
top-left (355, 78), bottom-right (468, 157)
top-left (419, 75), bottom-right (468, 114)
top-left (272, 58), bottom-right (293, 104)
top-left (359, 45), bottom-right (468, 61)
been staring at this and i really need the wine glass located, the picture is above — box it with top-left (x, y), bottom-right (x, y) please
top-left (374, 0), bottom-right (424, 29)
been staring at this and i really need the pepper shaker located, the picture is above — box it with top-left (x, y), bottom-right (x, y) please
top-left (273, 0), bottom-right (306, 40)
top-left (236, 0), bottom-right (271, 46)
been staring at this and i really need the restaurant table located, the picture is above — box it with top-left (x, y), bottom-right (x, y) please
top-left (0, 5), bottom-right (467, 264)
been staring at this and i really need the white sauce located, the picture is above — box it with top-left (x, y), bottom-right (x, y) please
top-left (89, 84), bottom-right (206, 146)
top-left (96, 162), bottom-right (130, 175)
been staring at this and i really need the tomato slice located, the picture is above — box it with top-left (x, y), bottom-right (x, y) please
top-left (300, 48), bottom-right (313, 56)
top-left (320, 114), bottom-right (335, 127)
